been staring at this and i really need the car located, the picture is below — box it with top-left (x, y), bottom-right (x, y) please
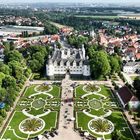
top-left (50, 132), bottom-right (55, 137)
top-left (54, 131), bottom-right (58, 135)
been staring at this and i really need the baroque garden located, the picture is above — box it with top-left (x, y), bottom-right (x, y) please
top-left (1, 84), bottom-right (61, 140)
top-left (1, 81), bottom-right (134, 140)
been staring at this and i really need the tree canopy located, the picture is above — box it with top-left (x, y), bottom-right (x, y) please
top-left (133, 77), bottom-right (140, 99)
top-left (90, 51), bottom-right (111, 79)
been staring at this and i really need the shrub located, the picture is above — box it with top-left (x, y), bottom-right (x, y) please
top-left (0, 109), bottom-right (7, 118)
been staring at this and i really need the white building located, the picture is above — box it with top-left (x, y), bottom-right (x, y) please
top-left (123, 62), bottom-right (140, 73)
top-left (0, 44), bottom-right (4, 62)
top-left (46, 46), bottom-right (90, 79)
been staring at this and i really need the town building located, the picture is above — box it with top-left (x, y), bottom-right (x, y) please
top-left (46, 46), bottom-right (90, 79)
top-left (123, 62), bottom-right (140, 74)
top-left (116, 86), bottom-right (140, 109)
top-left (0, 43), bottom-right (5, 62)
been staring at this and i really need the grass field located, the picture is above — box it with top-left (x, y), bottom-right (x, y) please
top-left (1, 84), bottom-right (61, 140)
top-left (49, 21), bottom-right (73, 30)
top-left (74, 85), bottom-right (134, 140)
top-left (74, 15), bottom-right (119, 19)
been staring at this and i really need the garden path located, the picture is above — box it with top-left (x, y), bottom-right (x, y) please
top-left (50, 73), bottom-right (82, 140)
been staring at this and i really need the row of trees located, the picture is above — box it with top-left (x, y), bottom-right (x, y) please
top-left (0, 43), bottom-right (31, 126)
top-left (0, 42), bottom-right (50, 126)
top-left (88, 44), bottom-right (121, 79)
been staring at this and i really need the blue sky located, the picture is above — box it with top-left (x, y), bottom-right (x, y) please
top-left (1, 0), bottom-right (140, 3)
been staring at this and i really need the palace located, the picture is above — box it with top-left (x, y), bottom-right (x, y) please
top-left (46, 46), bottom-right (91, 79)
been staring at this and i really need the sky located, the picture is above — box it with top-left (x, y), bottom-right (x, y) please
top-left (0, 0), bottom-right (140, 4)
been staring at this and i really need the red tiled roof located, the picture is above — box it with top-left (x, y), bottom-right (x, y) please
top-left (118, 86), bottom-right (133, 105)
top-left (136, 53), bottom-right (140, 59)
top-left (127, 47), bottom-right (137, 53)
top-left (51, 35), bottom-right (60, 41)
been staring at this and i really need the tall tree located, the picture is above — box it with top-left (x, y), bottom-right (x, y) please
top-left (133, 77), bottom-right (140, 99)
top-left (109, 56), bottom-right (120, 74)
top-left (90, 51), bottom-right (111, 79)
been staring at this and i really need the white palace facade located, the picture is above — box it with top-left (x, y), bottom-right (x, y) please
top-left (46, 46), bottom-right (91, 79)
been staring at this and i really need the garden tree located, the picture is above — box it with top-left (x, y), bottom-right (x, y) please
top-left (0, 62), bottom-right (10, 75)
top-left (87, 45), bottom-right (97, 58)
top-left (0, 72), bottom-right (5, 86)
top-left (24, 68), bottom-right (31, 77)
top-left (0, 109), bottom-right (6, 118)
top-left (133, 77), bottom-right (140, 99)
top-left (0, 116), bottom-right (3, 126)
top-left (27, 45), bottom-right (48, 57)
top-left (9, 41), bottom-right (15, 50)
top-left (0, 87), bottom-right (6, 102)
top-left (4, 87), bottom-right (17, 107)
top-left (3, 42), bottom-right (15, 57)
top-left (28, 59), bottom-right (41, 72)
top-left (90, 51), bottom-right (111, 79)
top-left (109, 56), bottom-right (120, 74)
top-left (77, 35), bottom-right (88, 47)
top-left (56, 41), bottom-right (61, 49)
top-left (91, 119), bottom-right (112, 132)
top-left (26, 45), bottom-right (48, 72)
top-left (3, 42), bottom-right (10, 56)
top-left (5, 50), bottom-right (23, 63)
top-left (44, 22), bottom-right (58, 34)
top-left (32, 52), bottom-right (45, 65)
top-left (22, 118), bottom-right (42, 131)
top-left (8, 60), bottom-right (24, 81)
top-left (2, 75), bottom-right (16, 90)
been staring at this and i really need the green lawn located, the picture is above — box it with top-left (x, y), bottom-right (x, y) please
top-left (74, 85), bottom-right (134, 140)
top-left (74, 15), bottom-right (118, 19)
top-left (1, 84), bottom-right (61, 140)
top-left (36, 85), bottom-right (51, 92)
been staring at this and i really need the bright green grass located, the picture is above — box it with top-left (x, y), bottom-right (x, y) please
top-left (75, 85), bottom-right (87, 97)
top-left (2, 112), bottom-right (28, 139)
top-left (48, 85), bottom-right (61, 97)
top-left (76, 112), bottom-right (102, 138)
top-left (1, 84), bottom-right (60, 140)
top-left (75, 85), bottom-right (134, 140)
top-left (24, 85), bottom-right (36, 97)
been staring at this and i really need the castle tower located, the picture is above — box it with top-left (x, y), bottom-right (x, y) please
top-left (67, 48), bottom-right (70, 57)
top-left (46, 56), bottom-right (54, 79)
top-left (82, 56), bottom-right (90, 77)
top-left (82, 44), bottom-right (85, 59)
